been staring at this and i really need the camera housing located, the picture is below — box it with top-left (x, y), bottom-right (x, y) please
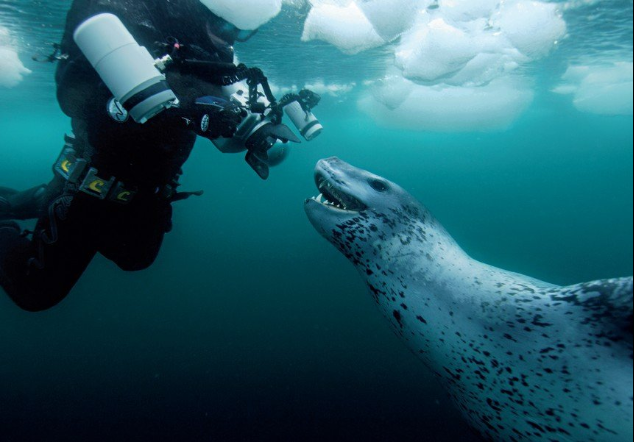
top-left (211, 85), bottom-right (323, 179)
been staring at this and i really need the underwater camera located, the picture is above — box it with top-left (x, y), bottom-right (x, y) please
top-left (211, 84), bottom-right (323, 179)
top-left (73, 13), bottom-right (323, 179)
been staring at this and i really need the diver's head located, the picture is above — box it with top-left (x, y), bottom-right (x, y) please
top-left (200, 2), bottom-right (258, 62)
top-left (205, 13), bottom-right (258, 45)
top-left (200, 1), bottom-right (259, 45)
top-left (199, 0), bottom-right (281, 32)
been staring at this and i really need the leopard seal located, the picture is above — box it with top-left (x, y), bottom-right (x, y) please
top-left (304, 157), bottom-right (633, 442)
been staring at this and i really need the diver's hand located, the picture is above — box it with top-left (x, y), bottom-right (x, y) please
top-left (188, 96), bottom-right (245, 139)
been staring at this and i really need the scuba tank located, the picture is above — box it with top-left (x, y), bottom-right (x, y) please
top-left (73, 13), bottom-right (179, 124)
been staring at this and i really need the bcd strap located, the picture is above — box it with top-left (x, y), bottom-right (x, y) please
top-left (54, 143), bottom-right (138, 204)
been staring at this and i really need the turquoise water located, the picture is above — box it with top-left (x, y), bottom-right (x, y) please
top-left (1, 1), bottom-right (632, 441)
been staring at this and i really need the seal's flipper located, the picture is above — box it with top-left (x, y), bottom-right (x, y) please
top-left (553, 277), bottom-right (633, 341)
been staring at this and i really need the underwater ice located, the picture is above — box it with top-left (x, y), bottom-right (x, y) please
top-left (302, 0), bottom-right (565, 81)
top-left (0, 27), bottom-right (31, 88)
top-left (357, 0), bottom-right (430, 42)
top-left (493, 1), bottom-right (566, 59)
top-left (359, 74), bottom-right (533, 131)
top-left (554, 63), bottom-right (634, 116)
top-left (299, 0), bottom-right (568, 131)
top-left (302, 1), bottom-right (385, 55)
top-left (200, 0), bottom-right (282, 30)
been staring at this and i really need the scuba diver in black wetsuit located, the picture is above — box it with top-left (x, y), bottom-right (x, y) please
top-left (0, 0), bottom-right (322, 312)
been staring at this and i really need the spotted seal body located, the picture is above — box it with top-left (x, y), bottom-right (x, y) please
top-left (305, 158), bottom-right (633, 442)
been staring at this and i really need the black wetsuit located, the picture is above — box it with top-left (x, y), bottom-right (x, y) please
top-left (0, 0), bottom-right (233, 311)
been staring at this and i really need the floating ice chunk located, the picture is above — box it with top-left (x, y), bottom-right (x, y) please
top-left (438, 0), bottom-right (501, 22)
top-left (305, 79), bottom-right (357, 96)
top-left (359, 75), bottom-right (534, 131)
top-left (0, 28), bottom-right (31, 88)
top-left (493, 1), bottom-right (566, 58)
top-left (368, 69), bottom-right (415, 109)
top-left (269, 79), bottom-right (356, 98)
top-left (394, 0), bottom-right (565, 84)
top-left (554, 63), bottom-right (633, 116)
top-left (302, 1), bottom-right (385, 54)
top-left (442, 18), bottom-right (527, 85)
top-left (358, 0), bottom-right (432, 42)
top-left (268, 82), bottom-right (299, 97)
top-left (200, 0), bottom-right (282, 30)
top-left (395, 15), bottom-right (499, 82)
top-left (560, 0), bottom-right (601, 11)
top-left (443, 49), bottom-right (524, 86)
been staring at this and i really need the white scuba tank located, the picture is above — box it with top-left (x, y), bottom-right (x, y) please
top-left (73, 13), bottom-right (178, 124)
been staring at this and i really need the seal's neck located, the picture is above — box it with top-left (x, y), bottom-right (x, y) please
top-left (362, 218), bottom-right (551, 319)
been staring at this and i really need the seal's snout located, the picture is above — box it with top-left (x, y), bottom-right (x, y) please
top-left (315, 157), bottom-right (358, 185)
top-left (318, 156), bottom-right (342, 165)
top-left (316, 157), bottom-right (344, 174)
top-left (309, 158), bottom-right (368, 213)
top-left (315, 157), bottom-right (345, 189)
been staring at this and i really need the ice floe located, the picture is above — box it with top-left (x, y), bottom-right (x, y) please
top-left (359, 74), bottom-right (534, 131)
top-left (0, 27), bottom-right (31, 88)
top-left (302, 1), bottom-right (385, 54)
top-left (200, 0), bottom-right (283, 30)
top-left (553, 63), bottom-right (633, 116)
top-left (297, 0), bottom-right (566, 129)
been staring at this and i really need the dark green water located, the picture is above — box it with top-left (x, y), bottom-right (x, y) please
top-left (1, 94), bottom-right (631, 441)
top-left (1, 1), bottom-right (633, 441)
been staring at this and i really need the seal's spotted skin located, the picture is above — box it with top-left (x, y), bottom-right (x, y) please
top-left (305, 158), bottom-right (633, 442)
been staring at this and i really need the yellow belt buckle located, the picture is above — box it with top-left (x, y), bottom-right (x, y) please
top-left (79, 168), bottom-right (114, 200)
top-left (109, 182), bottom-right (137, 204)
top-left (54, 148), bottom-right (87, 183)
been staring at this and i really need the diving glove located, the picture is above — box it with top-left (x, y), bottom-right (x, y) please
top-left (186, 96), bottom-right (245, 139)
top-left (0, 185), bottom-right (47, 221)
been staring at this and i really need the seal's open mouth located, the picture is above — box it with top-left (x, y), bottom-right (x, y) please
top-left (310, 171), bottom-right (367, 212)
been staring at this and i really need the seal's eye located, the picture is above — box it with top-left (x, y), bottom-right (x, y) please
top-left (370, 179), bottom-right (389, 192)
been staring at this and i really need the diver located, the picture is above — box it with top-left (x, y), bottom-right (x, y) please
top-left (0, 0), bottom-right (321, 312)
